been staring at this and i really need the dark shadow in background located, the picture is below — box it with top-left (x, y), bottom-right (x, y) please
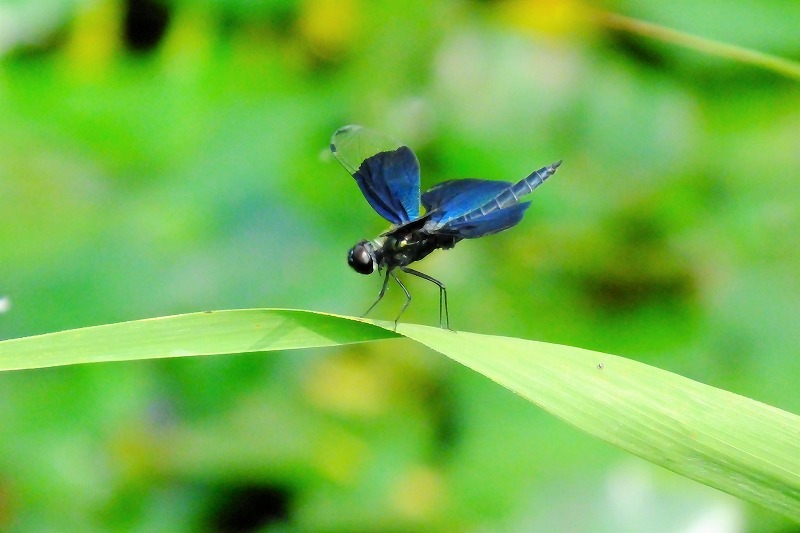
top-left (123, 0), bottom-right (171, 52)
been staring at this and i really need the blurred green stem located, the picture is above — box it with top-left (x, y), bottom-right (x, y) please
top-left (596, 12), bottom-right (800, 81)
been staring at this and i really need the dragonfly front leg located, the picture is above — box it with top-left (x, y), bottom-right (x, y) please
top-left (363, 268), bottom-right (393, 318)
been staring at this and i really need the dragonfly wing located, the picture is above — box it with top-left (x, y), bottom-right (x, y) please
top-left (439, 201), bottom-right (531, 238)
top-left (422, 179), bottom-right (511, 224)
top-left (331, 125), bottom-right (421, 224)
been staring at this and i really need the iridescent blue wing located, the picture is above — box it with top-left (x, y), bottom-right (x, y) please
top-left (331, 125), bottom-right (421, 224)
top-left (421, 179), bottom-right (511, 223)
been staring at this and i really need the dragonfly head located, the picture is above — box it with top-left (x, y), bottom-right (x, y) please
top-left (348, 240), bottom-right (377, 275)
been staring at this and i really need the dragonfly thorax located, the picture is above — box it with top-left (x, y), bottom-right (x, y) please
top-left (381, 228), bottom-right (458, 270)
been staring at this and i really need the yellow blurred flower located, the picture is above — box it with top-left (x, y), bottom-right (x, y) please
top-left (297, 0), bottom-right (359, 59)
top-left (302, 354), bottom-right (392, 417)
top-left (390, 466), bottom-right (447, 522)
top-left (63, 0), bottom-right (121, 76)
top-left (495, 0), bottom-right (593, 38)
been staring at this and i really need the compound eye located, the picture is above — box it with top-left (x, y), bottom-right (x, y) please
top-left (348, 243), bottom-right (374, 275)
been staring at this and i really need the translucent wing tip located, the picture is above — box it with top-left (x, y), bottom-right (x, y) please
top-left (330, 124), bottom-right (363, 152)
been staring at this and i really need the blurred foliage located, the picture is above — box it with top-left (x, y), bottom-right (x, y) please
top-left (1, 0), bottom-right (799, 531)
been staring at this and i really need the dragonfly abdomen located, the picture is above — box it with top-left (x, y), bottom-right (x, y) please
top-left (454, 160), bottom-right (562, 222)
top-left (509, 160), bottom-right (562, 202)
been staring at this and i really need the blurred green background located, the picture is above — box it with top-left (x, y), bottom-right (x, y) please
top-left (1, 0), bottom-right (799, 530)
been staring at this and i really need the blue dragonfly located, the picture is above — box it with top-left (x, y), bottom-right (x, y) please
top-left (331, 125), bottom-right (561, 329)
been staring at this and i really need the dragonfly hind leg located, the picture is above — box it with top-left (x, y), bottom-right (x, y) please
top-left (401, 267), bottom-right (452, 331)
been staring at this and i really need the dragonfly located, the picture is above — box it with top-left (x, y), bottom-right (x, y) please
top-left (331, 125), bottom-right (561, 329)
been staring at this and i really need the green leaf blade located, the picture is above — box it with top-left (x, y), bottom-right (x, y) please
top-left (0, 309), bottom-right (398, 371)
top-left (394, 323), bottom-right (800, 520)
top-left (1, 309), bottom-right (798, 520)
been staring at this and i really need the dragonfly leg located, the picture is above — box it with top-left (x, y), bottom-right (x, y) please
top-left (391, 271), bottom-right (411, 331)
top-left (363, 268), bottom-right (392, 318)
top-left (400, 267), bottom-right (452, 331)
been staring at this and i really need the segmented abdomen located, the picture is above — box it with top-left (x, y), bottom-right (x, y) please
top-left (452, 160), bottom-right (561, 223)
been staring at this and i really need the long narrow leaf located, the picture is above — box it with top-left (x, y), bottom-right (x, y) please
top-left (0, 309), bottom-right (397, 371)
top-left (596, 11), bottom-right (800, 80)
top-left (1, 309), bottom-right (798, 520)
